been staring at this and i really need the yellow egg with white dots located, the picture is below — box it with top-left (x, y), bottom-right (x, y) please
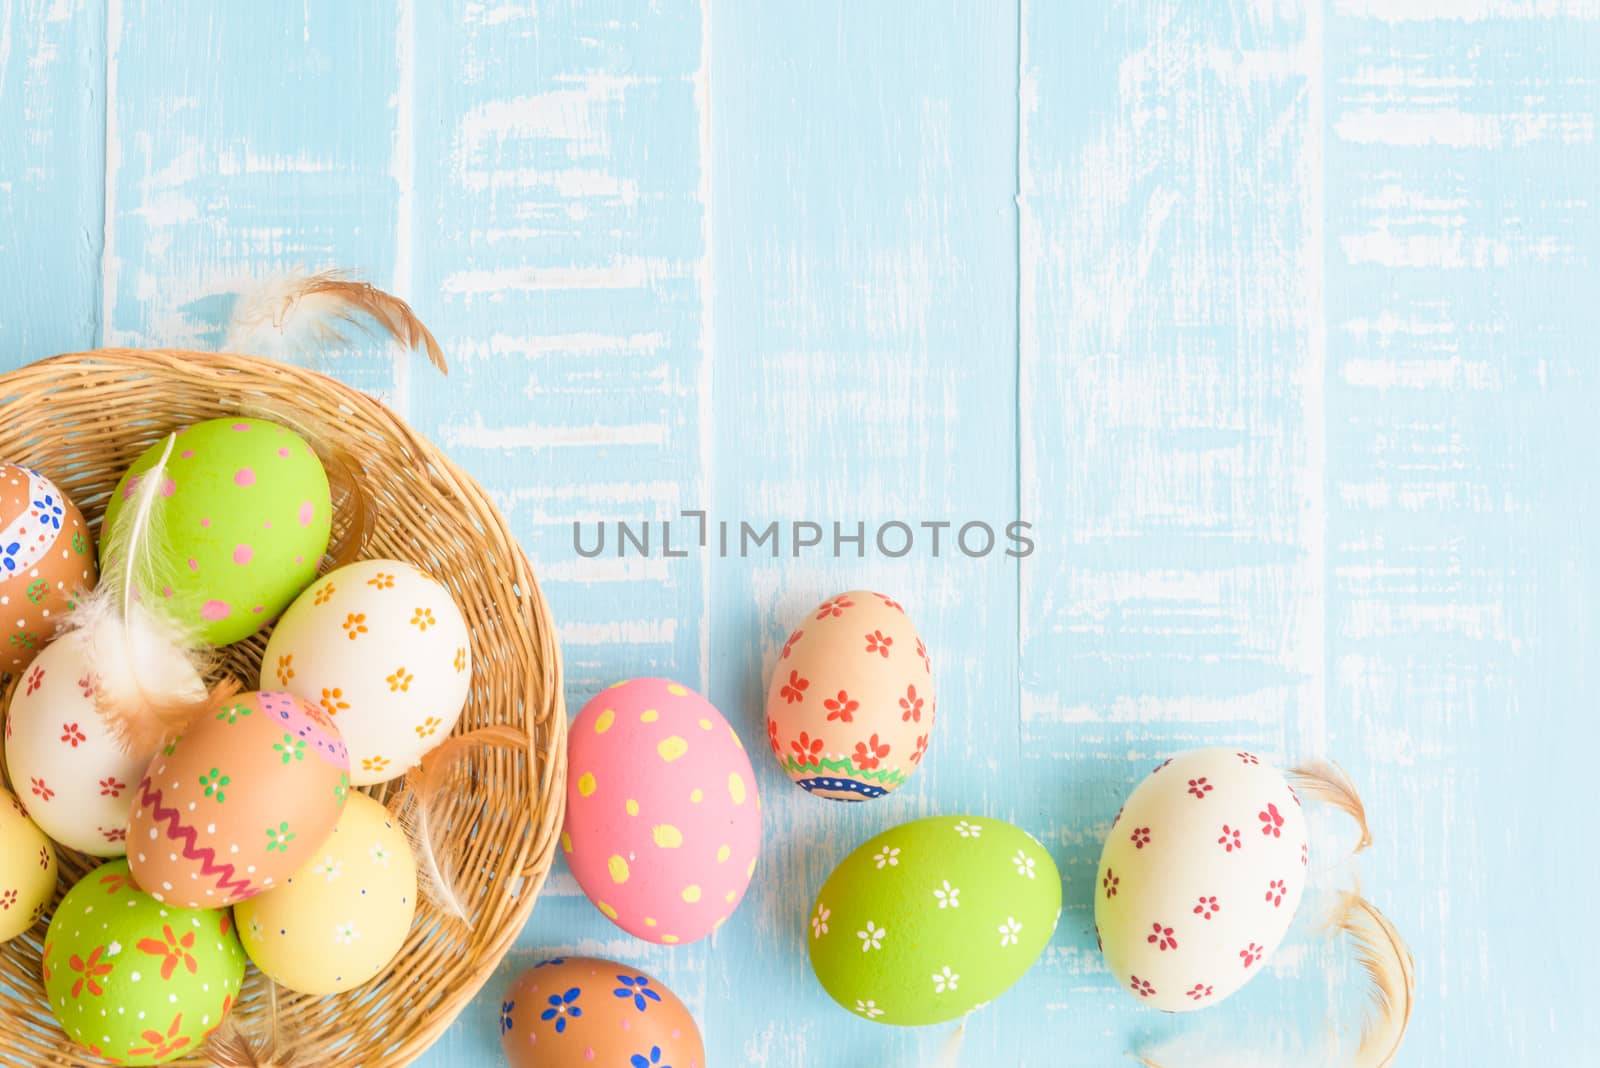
top-left (235, 792), bottom-right (416, 995)
top-left (564, 678), bottom-right (761, 945)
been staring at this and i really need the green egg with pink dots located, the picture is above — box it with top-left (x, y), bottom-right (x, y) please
top-left (102, 417), bottom-right (332, 646)
top-left (43, 859), bottom-right (245, 1066)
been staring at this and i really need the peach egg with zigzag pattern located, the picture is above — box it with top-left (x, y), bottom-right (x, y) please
top-left (563, 678), bottom-right (761, 946)
top-left (127, 691), bottom-right (348, 909)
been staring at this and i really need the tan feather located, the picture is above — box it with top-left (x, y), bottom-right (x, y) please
top-left (1290, 761), bottom-right (1373, 853)
top-left (202, 983), bottom-right (307, 1068)
top-left (393, 724), bottom-right (532, 927)
top-left (224, 269), bottom-right (446, 373)
top-left (1333, 894), bottom-right (1416, 1068)
top-left (319, 442), bottom-right (374, 573)
top-left (1133, 894), bottom-right (1414, 1068)
top-left (935, 1020), bottom-right (966, 1067)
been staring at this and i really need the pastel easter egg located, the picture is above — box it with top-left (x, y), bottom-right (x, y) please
top-left (765, 590), bottom-right (934, 801)
top-left (235, 792), bottom-right (416, 995)
top-left (127, 690), bottom-right (349, 909)
top-left (808, 815), bottom-right (1060, 1026)
top-left (0, 787), bottom-right (58, 942)
top-left (5, 630), bottom-right (202, 855)
top-left (563, 678), bottom-right (761, 946)
top-left (500, 956), bottom-right (705, 1068)
top-left (101, 418), bottom-right (331, 646)
top-left (1095, 748), bottom-right (1308, 1011)
top-left (43, 859), bottom-right (244, 1066)
top-left (261, 558), bottom-right (472, 785)
top-left (0, 462), bottom-right (96, 673)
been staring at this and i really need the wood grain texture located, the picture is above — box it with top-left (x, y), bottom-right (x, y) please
top-left (101, 0), bottom-right (402, 395)
top-left (1, 0), bottom-right (1597, 1064)
top-left (0, 0), bottom-right (103, 358)
top-left (704, 2), bottom-right (1020, 1062)
top-left (1020, 0), bottom-right (1332, 1056)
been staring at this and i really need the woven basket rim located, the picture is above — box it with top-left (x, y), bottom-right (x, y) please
top-left (0, 347), bottom-right (568, 1067)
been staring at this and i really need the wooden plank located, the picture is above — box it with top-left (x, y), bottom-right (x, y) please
top-left (1324, 2), bottom-right (1600, 1060)
top-left (0, 0), bottom-right (105, 359)
top-left (705, 1), bottom-right (1021, 1062)
top-left (1020, 0), bottom-right (1326, 1057)
top-left (406, 1), bottom-right (709, 1062)
top-left (100, 0), bottom-right (402, 397)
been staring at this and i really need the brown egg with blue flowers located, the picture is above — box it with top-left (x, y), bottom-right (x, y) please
top-left (500, 956), bottom-right (704, 1068)
top-left (0, 461), bottom-right (96, 674)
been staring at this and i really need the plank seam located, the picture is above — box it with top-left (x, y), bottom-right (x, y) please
top-left (94, 0), bottom-right (119, 348)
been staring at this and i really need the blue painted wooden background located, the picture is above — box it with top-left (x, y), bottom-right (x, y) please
top-left (2, 1), bottom-right (1596, 1064)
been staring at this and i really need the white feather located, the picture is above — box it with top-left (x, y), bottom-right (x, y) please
top-left (64, 433), bottom-right (209, 754)
top-left (223, 271), bottom-right (350, 360)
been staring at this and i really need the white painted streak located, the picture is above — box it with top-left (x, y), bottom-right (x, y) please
top-left (463, 1), bottom-right (538, 27)
top-left (696, 0), bottom-right (714, 697)
top-left (98, 0), bottom-right (122, 346)
top-left (457, 75), bottom-right (643, 154)
top-left (1302, 0), bottom-right (1329, 753)
top-left (1334, 0), bottom-right (1600, 20)
top-left (1338, 230), bottom-right (1534, 269)
top-left (1014, 0), bottom-right (1037, 655)
top-left (459, 167), bottom-right (639, 202)
top-left (0, 3), bottom-right (13, 89)
top-left (1342, 356), bottom-right (1500, 391)
top-left (1346, 65), bottom-right (1473, 90)
top-left (440, 258), bottom-right (686, 295)
top-left (493, 478), bottom-right (686, 523)
top-left (442, 417), bottom-right (670, 449)
top-left (1335, 108), bottom-right (1594, 148)
top-left (559, 619), bottom-right (678, 646)
top-left (454, 331), bottom-right (667, 359)
top-left (538, 556), bottom-right (673, 584)
top-left (213, 148), bottom-right (334, 175)
top-left (1341, 310), bottom-right (1455, 343)
top-left (1025, 690), bottom-right (1301, 726)
top-left (392, 0), bottom-right (416, 418)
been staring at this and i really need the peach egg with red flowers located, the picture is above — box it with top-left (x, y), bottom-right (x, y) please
top-left (563, 678), bottom-right (761, 946)
top-left (765, 590), bottom-right (934, 801)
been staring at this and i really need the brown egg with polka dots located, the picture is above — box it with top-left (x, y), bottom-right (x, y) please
top-left (0, 463), bottom-right (96, 676)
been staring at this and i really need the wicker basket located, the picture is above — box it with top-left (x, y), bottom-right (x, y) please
top-left (0, 349), bottom-right (567, 1067)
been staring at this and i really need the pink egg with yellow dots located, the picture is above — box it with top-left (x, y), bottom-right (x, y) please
top-left (563, 678), bottom-right (761, 946)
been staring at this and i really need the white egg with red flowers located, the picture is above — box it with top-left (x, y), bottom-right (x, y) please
top-left (1095, 747), bottom-right (1308, 1011)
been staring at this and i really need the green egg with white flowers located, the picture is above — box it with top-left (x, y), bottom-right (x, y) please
top-left (807, 815), bottom-right (1061, 1025)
